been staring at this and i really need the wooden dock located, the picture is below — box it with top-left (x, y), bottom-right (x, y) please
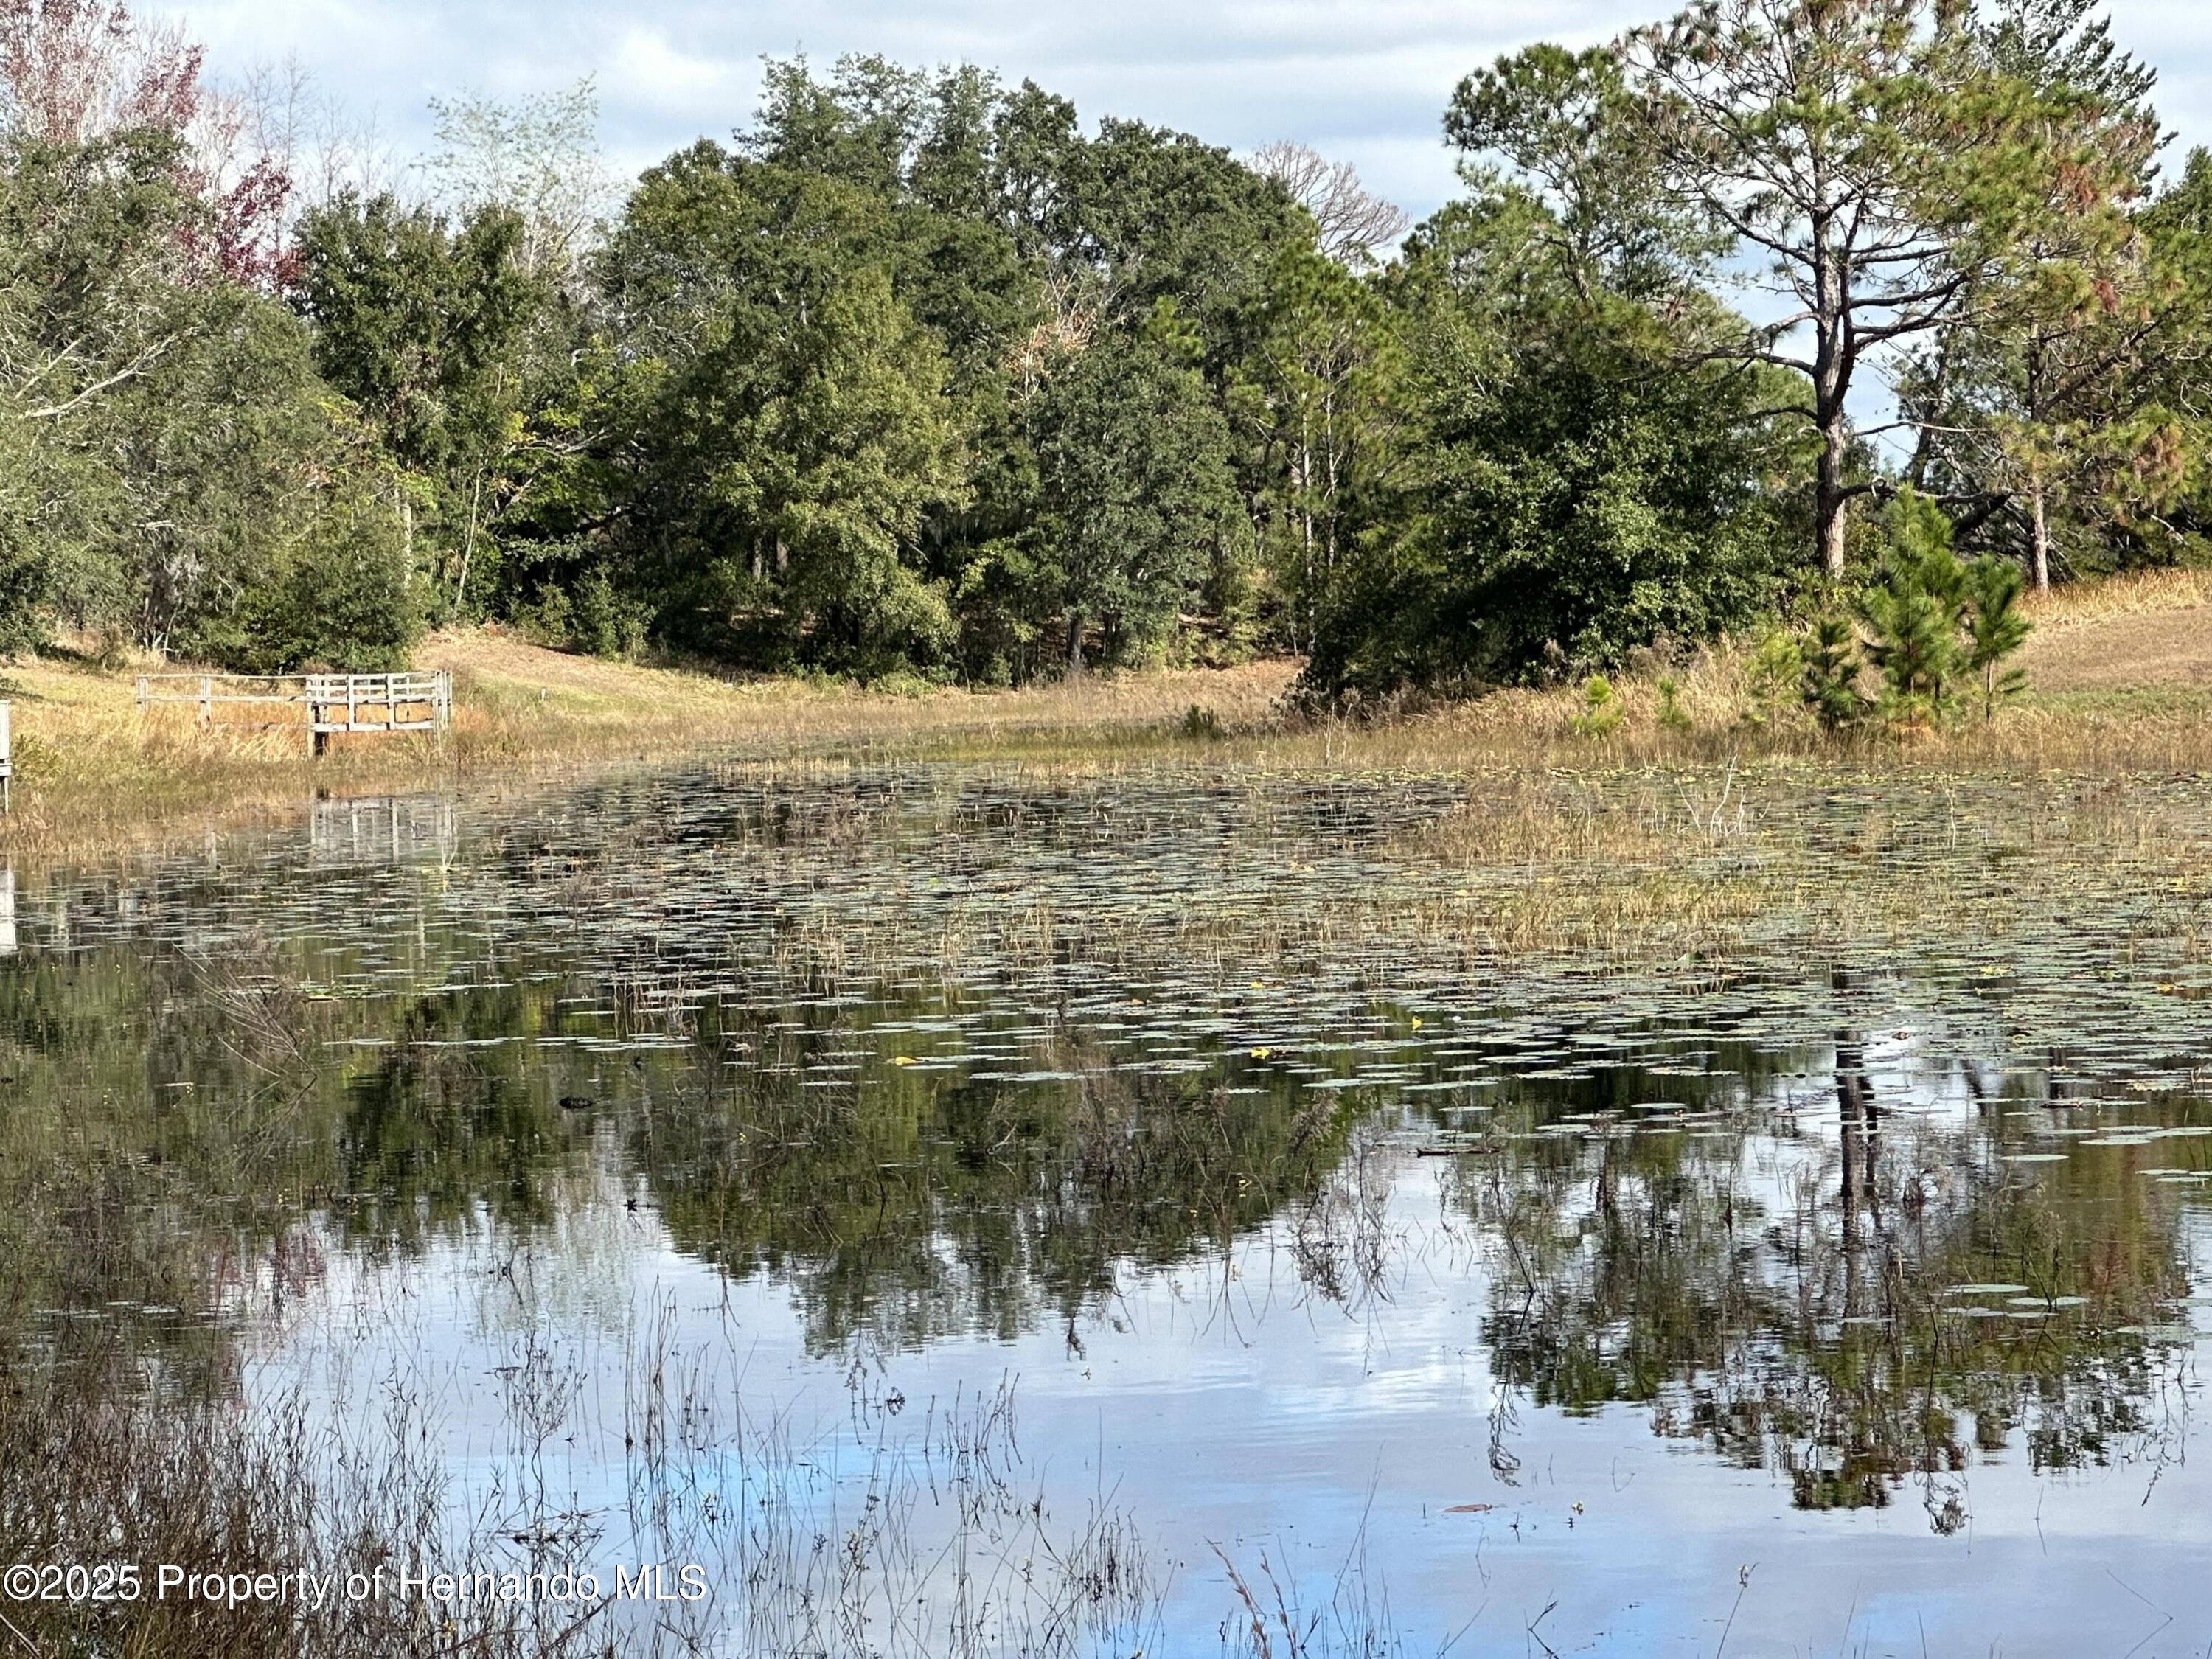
top-left (133, 671), bottom-right (451, 756)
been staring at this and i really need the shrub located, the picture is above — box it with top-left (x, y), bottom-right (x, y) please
top-left (568, 571), bottom-right (650, 660)
top-left (1962, 557), bottom-right (2031, 722)
top-left (1798, 613), bottom-right (1867, 733)
top-left (1741, 628), bottom-right (1804, 726)
top-left (512, 573), bottom-right (650, 660)
top-left (1178, 703), bottom-right (1225, 742)
top-left (1860, 491), bottom-right (2031, 728)
top-left (201, 487), bottom-right (421, 674)
top-left (1568, 675), bottom-right (1624, 737)
top-left (1861, 497), bottom-right (1965, 726)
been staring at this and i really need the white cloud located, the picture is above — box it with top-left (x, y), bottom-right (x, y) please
top-left (154, 0), bottom-right (2212, 221)
top-left (605, 27), bottom-right (748, 121)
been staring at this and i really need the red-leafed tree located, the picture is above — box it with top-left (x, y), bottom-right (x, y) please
top-left (0, 0), bottom-right (293, 285)
top-left (0, 0), bottom-right (199, 142)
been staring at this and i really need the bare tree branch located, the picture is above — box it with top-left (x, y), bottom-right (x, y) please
top-left (1248, 141), bottom-right (1411, 266)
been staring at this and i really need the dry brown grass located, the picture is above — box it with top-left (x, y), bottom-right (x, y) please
top-left (2020, 566), bottom-right (2212, 628)
top-left (1264, 574), bottom-right (2212, 776)
top-left (0, 630), bottom-right (1295, 863)
top-left (1396, 770), bottom-right (1681, 866)
top-left (425, 627), bottom-right (1297, 748)
top-left (9, 566), bottom-right (2212, 868)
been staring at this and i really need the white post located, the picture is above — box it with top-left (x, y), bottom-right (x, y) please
top-left (198, 675), bottom-right (212, 726)
top-left (0, 868), bottom-right (13, 955)
top-left (0, 700), bottom-right (10, 815)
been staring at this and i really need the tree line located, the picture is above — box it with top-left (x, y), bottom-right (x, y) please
top-left (1, 0), bottom-right (2207, 710)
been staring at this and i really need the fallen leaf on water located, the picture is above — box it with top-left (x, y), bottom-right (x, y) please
top-left (1442, 1503), bottom-right (1495, 1514)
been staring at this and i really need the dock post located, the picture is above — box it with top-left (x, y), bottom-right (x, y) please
top-left (0, 700), bottom-right (10, 815)
top-left (198, 675), bottom-right (212, 726)
top-left (133, 676), bottom-right (148, 709)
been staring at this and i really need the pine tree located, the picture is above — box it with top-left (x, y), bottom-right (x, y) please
top-left (1799, 614), bottom-right (1867, 734)
top-left (1962, 557), bottom-right (2033, 722)
top-left (1860, 490), bottom-right (1966, 728)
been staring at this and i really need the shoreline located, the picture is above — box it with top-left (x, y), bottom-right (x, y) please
top-left (0, 630), bottom-right (1299, 869)
top-left (6, 570), bottom-right (2212, 871)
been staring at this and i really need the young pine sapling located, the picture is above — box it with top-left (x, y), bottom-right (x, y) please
top-left (1961, 557), bottom-right (2031, 723)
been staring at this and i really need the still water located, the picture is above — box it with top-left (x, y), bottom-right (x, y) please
top-left (6, 762), bottom-right (2212, 1655)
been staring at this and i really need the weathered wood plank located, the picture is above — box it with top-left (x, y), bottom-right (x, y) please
top-left (133, 672), bottom-right (451, 756)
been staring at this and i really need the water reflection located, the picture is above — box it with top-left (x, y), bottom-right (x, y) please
top-left (3, 764), bottom-right (2212, 1652)
top-left (1457, 1037), bottom-right (2199, 1535)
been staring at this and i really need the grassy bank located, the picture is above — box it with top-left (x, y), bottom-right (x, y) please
top-left (1305, 566), bottom-right (2212, 773)
top-left (0, 630), bottom-right (1295, 863)
top-left (5, 568), bottom-right (2212, 865)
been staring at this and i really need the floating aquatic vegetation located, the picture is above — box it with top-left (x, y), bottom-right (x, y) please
top-left (7, 759), bottom-right (2212, 1649)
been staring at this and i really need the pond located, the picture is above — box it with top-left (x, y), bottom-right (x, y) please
top-left (4, 760), bottom-right (2212, 1657)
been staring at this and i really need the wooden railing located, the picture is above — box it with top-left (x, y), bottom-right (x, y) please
top-left (305, 672), bottom-right (451, 735)
top-left (133, 671), bottom-right (451, 756)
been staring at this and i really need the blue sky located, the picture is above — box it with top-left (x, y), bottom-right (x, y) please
top-left (164, 0), bottom-right (2212, 224)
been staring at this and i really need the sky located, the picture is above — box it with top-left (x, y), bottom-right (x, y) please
top-left (156, 0), bottom-right (2212, 226)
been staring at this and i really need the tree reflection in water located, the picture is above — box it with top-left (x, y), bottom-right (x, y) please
top-left (1455, 1029), bottom-right (2194, 1533)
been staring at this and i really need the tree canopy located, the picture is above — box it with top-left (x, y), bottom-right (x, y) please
top-left (0, 4), bottom-right (2206, 700)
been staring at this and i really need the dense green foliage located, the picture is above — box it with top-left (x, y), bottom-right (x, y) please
top-left (0, 132), bottom-right (416, 667)
top-left (1, 2), bottom-right (2208, 697)
top-left (1746, 493), bottom-right (2037, 733)
top-left (1301, 193), bottom-right (1801, 700)
top-left (1858, 491), bottom-right (2036, 726)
